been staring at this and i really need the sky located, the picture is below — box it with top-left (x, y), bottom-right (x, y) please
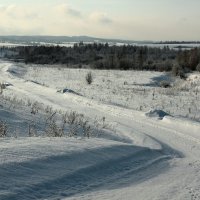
top-left (0, 0), bottom-right (200, 41)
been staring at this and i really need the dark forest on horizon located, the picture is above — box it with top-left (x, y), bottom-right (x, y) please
top-left (1, 43), bottom-right (200, 74)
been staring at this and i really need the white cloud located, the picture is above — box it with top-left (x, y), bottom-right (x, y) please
top-left (5, 4), bottom-right (17, 13)
top-left (0, 4), bottom-right (44, 35)
top-left (90, 12), bottom-right (113, 24)
top-left (55, 4), bottom-right (82, 18)
top-left (0, 4), bottom-right (39, 19)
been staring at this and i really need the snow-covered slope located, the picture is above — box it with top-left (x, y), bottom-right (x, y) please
top-left (0, 61), bottom-right (200, 200)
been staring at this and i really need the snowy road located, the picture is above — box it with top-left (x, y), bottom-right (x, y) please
top-left (0, 61), bottom-right (200, 200)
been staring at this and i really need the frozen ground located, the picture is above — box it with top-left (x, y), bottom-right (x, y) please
top-left (20, 63), bottom-right (200, 121)
top-left (0, 60), bottom-right (200, 200)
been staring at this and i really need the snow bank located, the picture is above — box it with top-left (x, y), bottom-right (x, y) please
top-left (0, 137), bottom-right (168, 200)
top-left (145, 109), bottom-right (170, 120)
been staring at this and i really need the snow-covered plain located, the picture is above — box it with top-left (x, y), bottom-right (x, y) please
top-left (0, 60), bottom-right (200, 200)
top-left (21, 63), bottom-right (200, 121)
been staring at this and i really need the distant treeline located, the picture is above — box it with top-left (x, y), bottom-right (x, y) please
top-left (1, 43), bottom-right (200, 72)
top-left (156, 41), bottom-right (200, 44)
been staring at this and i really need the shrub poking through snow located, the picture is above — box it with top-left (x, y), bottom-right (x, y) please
top-left (0, 84), bottom-right (2, 94)
top-left (86, 72), bottom-right (93, 84)
top-left (28, 121), bottom-right (37, 137)
top-left (160, 81), bottom-right (171, 88)
top-left (171, 64), bottom-right (186, 79)
top-left (45, 112), bottom-right (63, 137)
top-left (0, 93), bottom-right (109, 138)
top-left (0, 83), bottom-right (6, 94)
top-left (65, 111), bottom-right (92, 138)
top-left (0, 120), bottom-right (8, 137)
top-left (196, 63), bottom-right (200, 72)
top-left (31, 102), bottom-right (40, 115)
top-left (42, 110), bottom-right (94, 138)
top-left (66, 111), bottom-right (79, 125)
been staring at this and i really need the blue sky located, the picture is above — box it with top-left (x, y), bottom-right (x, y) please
top-left (0, 0), bottom-right (200, 40)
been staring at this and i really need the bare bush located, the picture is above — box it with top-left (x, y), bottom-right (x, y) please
top-left (85, 72), bottom-right (93, 84)
top-left (1, 95), bottom-right (107, 138)
top-left (31, 102), bottom-right (40, 115)
top-left (28, 121), bottom-right (37, 137)
top-left (45, 112), bottom-right (63, 137)
top-left (45, 105), bottom-right (54, 115)
top-left (0, 120), bottom-right (8, 137)
top-left (66, 111), bottom-right (80, 125)
top-left (160, 81), bottom-right (171, 88)
top-left (0, 84), bottom-right (2, 94)
top-left (78, 117), bottom-right (91, 138)
top-left (46, 119), bottom-right (63, 137)
top-left (0, 83), bottom-right (6, 94)
top-left (171, 64), bottom-right (186, 79)
top-left (63, 111), bottom-right (94, 138)
top-left (66, 111), bottom-right (83, 137)
top-left (196, 63), bottom-right (200, 72)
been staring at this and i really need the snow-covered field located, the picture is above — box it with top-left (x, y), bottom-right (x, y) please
top-left (0, 60), bottom-right (200, 200)
top-left (21, 63), bottom-right (200, 121)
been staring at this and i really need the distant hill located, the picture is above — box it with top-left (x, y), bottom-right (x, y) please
top-left (0, 35), bottom-right (151, 45)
